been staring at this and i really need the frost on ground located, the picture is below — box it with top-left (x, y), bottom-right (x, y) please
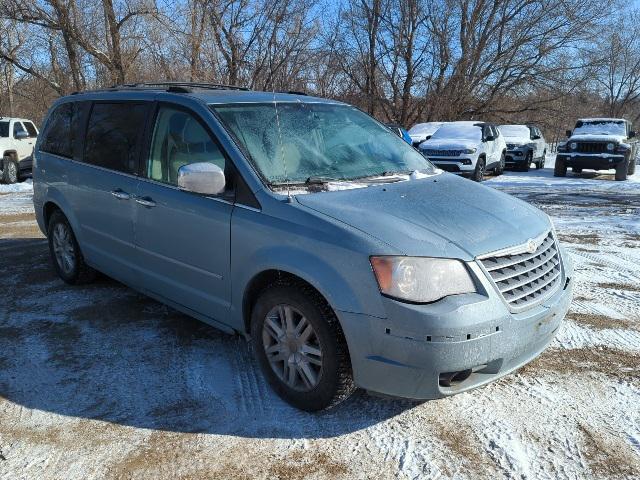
top-left (1, 160), bottom-right (639, 480)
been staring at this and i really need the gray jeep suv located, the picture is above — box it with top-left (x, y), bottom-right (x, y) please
top-left (33, 83), bottom-right (573, 411)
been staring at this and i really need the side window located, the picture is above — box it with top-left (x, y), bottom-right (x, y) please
top-left (23, 122), bottom-right (38, 137)
top-left (84, 103), bottom-right (148, 174)
top-left (147, 106), bottom-right (226, 187)
top-left (40, 103), bottom-right (74, 158)
top-left (13, 122), bottom-right (26, 138)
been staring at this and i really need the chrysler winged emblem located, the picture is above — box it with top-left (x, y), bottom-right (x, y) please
top-left (526, 239), bottom-right (538, 254)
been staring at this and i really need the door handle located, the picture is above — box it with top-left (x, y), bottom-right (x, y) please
top-left (135, 196), bottom-right (156, 208)
top-left (111, 189), bottom-right (131, 200)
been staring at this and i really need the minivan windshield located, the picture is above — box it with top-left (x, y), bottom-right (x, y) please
top-left (0, 121), bottom-right (9, 138)
top-left (211, 102), bottom-right (435, 185)
top-left (573, 120), bottom-right (626, 136)
top-left (429, 123), bottom-right (482, 141)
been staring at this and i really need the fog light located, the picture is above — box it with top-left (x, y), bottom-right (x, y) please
top-left (515, 151), bottom-right (523, 156)
top-left (461, 158), bottom-right (472, 165)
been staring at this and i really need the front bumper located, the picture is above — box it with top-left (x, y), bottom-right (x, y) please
top-left (338, 253), bottom-right (574, 399)
top-left (429, 158), bottom-right (476, 173)
top-left (505, 149), bottom-right (529, 165)
top-left (557, 153), bottom-right (626, 169)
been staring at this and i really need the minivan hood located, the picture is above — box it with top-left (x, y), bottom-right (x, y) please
top-left (295, 174), bottom-right (550, 260)
top-left (420, 139), bottom-right (478, 150)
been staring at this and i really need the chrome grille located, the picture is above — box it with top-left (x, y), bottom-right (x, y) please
top-left (479, 233), bottom-right (562, 310)
top-left (421, 149), bottom-right (463, 157)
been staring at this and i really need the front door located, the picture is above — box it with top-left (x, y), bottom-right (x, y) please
top-left (134, 104), bottom-right (233, 324)
top-left (72, 101), bottom-right (150, 286)
top-left (12, 122), bottom-right (32, 160)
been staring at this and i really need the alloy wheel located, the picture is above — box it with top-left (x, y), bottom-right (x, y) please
top-left (52, 222), bottom-right (76, 275)
top-left (262, 304), bottom-right (323, 392)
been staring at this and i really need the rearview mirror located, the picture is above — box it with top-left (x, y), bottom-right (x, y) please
top-left (177, 162), bottom-right (225, 195)
top-left (15, 130), bottom-right (28, 140)
top-left (531, 135), bottom-right (541, 140)
top-left (565, 129), bottom-right (572, 137)
top-left (629, 130), bottom-right (636, 138)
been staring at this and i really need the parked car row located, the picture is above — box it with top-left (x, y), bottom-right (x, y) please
top-left (31, 84), bottom-right (574, 411)
top-left (405, 117), bottom-right (637, 181)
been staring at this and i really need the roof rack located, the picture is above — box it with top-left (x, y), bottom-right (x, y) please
top-left (118, 82), bottom-right (249, 92)
top-left (71, 81), bottom-right (250, 95)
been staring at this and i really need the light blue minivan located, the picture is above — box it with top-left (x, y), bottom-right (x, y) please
top-left (33, 83), bottom-right (573, 411)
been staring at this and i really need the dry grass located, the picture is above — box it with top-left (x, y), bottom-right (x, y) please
top-left (595, 282), bottom-right (640, 293)
top-left (520, 346), bottom-right (639, 383)
top-left (559, 233), bottom-right (600, 245)
top-left (578, 423), bottom-right (640, 478)
top-left (568, 312), bottom-right (639, 332)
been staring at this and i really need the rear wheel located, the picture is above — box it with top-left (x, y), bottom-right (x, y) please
top-left (554, 157), bottom-right (567, 177)
top-left (471, 156), bottom-right (486, 182)
top-left (47, 210), bottom-right (97, 284)
top-left (251, 282), bottom-right (355, 411)
top-left (1, 156), bottom-right (18, 184)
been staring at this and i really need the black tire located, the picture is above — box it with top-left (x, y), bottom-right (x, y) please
top-left (572, 167), bottom-right (582, 174)
top-left (554, 157), bottom-right (567, 177)
top-left (494, 152), bottom-right (505, 176)
top-left (1, 156), bottom-right (18, 184)
top-left (471, 156), bottom-right (486, 182)
top-left (521, 152), bottom-right (532, 172)
top-left (47, 210), bottom-right (97, 284)
top-left (615, 159), bottom-right (628, 181)
top-left (628, 155), bottom-right (636, 175)
top-left (250, 282), bottom-right (355, 411)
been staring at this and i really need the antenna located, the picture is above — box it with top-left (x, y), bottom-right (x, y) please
top-left (267, 30), bottom-right (291, 201)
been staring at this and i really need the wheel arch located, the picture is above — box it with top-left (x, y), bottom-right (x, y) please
top-left (2, 150), bottom-right (17, 159)
top-left (243, 269), bottom-right (338, 336)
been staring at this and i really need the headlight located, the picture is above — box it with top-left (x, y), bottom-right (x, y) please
top-left (606, 143), bottom-right (614, 151)
top-left (570, 142), bottom-right (577, 150)
top-left (370, 256), bottom-right (476, 303)
top-left (463, 148), bottom-right (477, 154)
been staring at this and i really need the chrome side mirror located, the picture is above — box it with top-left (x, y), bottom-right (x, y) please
top-left (177, 162), bottom-right (226, 195)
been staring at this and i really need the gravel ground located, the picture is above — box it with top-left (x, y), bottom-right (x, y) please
top-left (1, 161), bottom-right (639, 480)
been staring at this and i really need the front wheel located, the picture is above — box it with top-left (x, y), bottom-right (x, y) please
top-left (615, 160), bottom-right (628, 181)
top-left (251, 283), bottom-right (355, 411)
top-left (521, 152), bottom-right (532, 172)
top-left (1, 156), bottom-right (18, 184)
top-left (554, 157), bottom-right (567, 177)
top-left (494, 152), bottom-right (505, 176)
top-left (47, 210), bottom-right (97, 284)
top-left (471, 156), bottom-right (486, 182)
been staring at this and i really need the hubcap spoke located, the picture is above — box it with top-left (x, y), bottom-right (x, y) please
top-left (262, 303), bottom-right (324, 392)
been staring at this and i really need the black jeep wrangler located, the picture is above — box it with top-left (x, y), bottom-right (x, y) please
top-left (555, 118), bottom-right (637, 181)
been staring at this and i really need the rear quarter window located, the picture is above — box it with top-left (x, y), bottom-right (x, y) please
top-left (83, 102), bottom-right (148, 174)
top-left (40, 103), bottom-right (74, 158)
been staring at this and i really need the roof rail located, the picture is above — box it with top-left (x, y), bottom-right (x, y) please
top-left (70, 82), bottom-right (250, 95)
top-left (118, 82), bottom-right (250, 92)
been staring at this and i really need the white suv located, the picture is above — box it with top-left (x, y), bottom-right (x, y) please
top-left (0, 117), bottom-right (39, 184)
top-left (419, 121), bottom-right (507, 181)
